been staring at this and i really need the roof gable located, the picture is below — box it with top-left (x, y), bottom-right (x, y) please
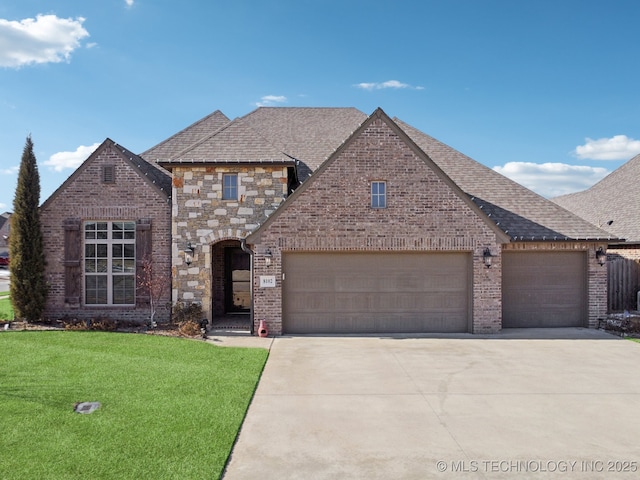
top-left (553, 153), bottom-right (640, 242)
top-left (158, 115), bottom-right (294, 166)
top-left (41, 139), bottom-right (171, 210)
top-left (140, 110), bottom-right (230, 161)
top-left (247, 108), bottom-right (507, 244)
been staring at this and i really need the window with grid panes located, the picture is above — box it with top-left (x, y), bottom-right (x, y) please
top-left (371, 181), bottom-right (387, 208)
top-left (222, 174), bottom-right (238, 200)
top-left (84, 221), bottom-right (136, 305)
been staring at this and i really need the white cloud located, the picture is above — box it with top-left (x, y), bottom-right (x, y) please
top-left (0, 14), bottom-right (89, 68)
top-left (255, 95), bottom-right (287, 107)
top-left (493, 162), bottom-right (609, 198)
top-left (44, 143), bottom-right (101, 172)
top-left (355, 80), bottom-right (424, 91)
top-left (574, 135), bottom-right (640, 161)
top-left (125, 0), bottom-right (135, 7)
top-left (0, 165), bottom-right (19, 175)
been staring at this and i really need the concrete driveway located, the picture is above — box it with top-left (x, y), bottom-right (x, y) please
top-left (222, 329), bottom-right (640, 479)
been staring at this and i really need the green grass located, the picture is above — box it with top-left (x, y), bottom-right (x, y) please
top-left (0, 293), bottom-right (12, 321)
top-left (0, 331), bottom-right (268, 479)
top-left (628, 337), bottom-right (640, 344)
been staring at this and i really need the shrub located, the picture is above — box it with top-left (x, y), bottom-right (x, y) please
top-left (171, 301), bottom-right (203, 324)
top-left (178, 320), bottom-right (201, 337)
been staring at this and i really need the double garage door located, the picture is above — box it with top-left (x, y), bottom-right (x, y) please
top-left (282, 250), bottom-right (588, 334)
top-left (282, 252), bottom-right (471, 334)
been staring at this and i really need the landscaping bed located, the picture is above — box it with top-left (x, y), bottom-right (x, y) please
top-left (599, 312), bottom-right (640, 338)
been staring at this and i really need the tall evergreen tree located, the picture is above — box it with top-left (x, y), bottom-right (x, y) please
top-left (9, 136), bottom-right (47, 321)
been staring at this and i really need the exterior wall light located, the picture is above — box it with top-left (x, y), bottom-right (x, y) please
top-left (482, 248), bottom-right (493, 268)
top-left (264, 248), bottom-right (272, 267)
top-left (595, 247), bottom-right (607, 266)
top-left (184, 242), bottom-right (194, 266)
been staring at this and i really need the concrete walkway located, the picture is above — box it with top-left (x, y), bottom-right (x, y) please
top-left (223, 329), bottom-right (640, 479)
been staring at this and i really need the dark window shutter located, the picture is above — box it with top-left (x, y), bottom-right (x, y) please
top-left (136, 219), bottom-right (152, 305)
top-left (63, 218), bottom-right (82, 305)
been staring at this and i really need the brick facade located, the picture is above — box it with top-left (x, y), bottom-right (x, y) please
top-left (41, 141), bottom-right (171, 324)
top-left (248, 115), bottom-right (504, 335)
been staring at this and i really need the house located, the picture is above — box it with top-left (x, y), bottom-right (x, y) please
top-left (41, 139), bottom-right (172, 324)
top-left (554, 153), bottom-right (640, 311)
top-left (0, 212), bottom-right (10, 253)
top-left (42, 107), bottom-right (614, 334)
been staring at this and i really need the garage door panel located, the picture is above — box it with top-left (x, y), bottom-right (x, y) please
top-left (503, 251), bottom-right (586, 328)
top-left (283, 252), bottom-right (470, 334)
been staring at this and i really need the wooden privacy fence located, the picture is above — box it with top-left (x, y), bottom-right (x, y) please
top-left (608, 256), bottom-right (640, 312)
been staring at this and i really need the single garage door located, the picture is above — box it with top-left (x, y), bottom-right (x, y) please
top-left (282, 252), bottom-right (471, 334)
top-left (502, 251), bottom-right (587, 328)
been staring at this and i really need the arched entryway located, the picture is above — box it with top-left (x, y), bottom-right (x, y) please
top-left (211, 239), bottom-right (252, 330)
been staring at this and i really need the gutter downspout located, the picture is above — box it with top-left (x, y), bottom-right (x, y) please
top-left (240, 238), bottom-right (255, 335)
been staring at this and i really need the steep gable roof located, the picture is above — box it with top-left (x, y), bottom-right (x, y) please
top-left (553, 153), bottom-right (640, 242)
top-left (41, 139), bottom-right (171, 210)
top-left (395, 119), bottom-right (614, 242)
top-left (140, 110), bottom-right (231, 161)
top-left (157, 115), bottom-right (295, 167)
top-left (247, 108), bottom-right (508, 244)
top-left (154, 107), bottom-right (367, 177)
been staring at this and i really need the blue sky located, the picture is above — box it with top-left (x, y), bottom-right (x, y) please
top-left (2, 0), bottom-right (640, 212)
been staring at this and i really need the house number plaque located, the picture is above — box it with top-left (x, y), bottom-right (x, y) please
top-left (259, 275), bottom-right (276, 288)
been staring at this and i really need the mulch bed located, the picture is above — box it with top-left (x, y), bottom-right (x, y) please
top-left (0, 320), bottom-right (198, 339)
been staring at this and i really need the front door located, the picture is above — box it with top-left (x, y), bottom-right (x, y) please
top-left (225, 247), bottom-right (250, 312)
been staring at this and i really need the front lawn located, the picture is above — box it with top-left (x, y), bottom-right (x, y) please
top-left (0, 331), bottom-right (268, 479)
top-left (0, 292), bottom-right (12, 321)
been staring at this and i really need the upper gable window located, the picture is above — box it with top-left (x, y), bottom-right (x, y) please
top-left (222, 174), bottom-right (238, 200)
top-left (371, 181), bottom-right (387, 209)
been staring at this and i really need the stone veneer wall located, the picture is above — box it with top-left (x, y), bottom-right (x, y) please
top-left (249, 116), bottom-right (503, 335)
top-left (171, 165), bottom-right (288, 321)
top-left (41, 143), bottom-right (172, 324)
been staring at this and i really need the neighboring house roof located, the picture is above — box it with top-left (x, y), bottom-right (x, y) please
top-left (140, 110), bottom-right (231, 161)
top-left (41, 139), bottom-right (172, 209)
top-left (395, 119), bottom-right (614, 242)
top-left (0, 214), bottom-right (8, 231)
top-left (553, 153), bottom-right (640, 243)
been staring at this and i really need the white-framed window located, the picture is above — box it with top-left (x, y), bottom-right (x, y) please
top-left (84, 221), bottom-right (136, 305)
top-left (222, 173), bottom-right (238, 200)
top-left (371, 181), bottom-right (387, 208)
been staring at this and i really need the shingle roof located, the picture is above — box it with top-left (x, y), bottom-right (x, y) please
top-left (155, 107), bottom-right (367, 178)
top-left (553, 153), bottom-right (640, 242)
top-left (142, 106), bottom-right (615, 242)
top-left (115, 142), bottom-right (172, 196)
top-left (239, 107), bottom-right (367, 177)
top-left (141, 110), bottom-right (230, 161)
top-left (395, 118), bottom-right (615, 241)
top-left (158, 115), bottom-right (295, 166)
